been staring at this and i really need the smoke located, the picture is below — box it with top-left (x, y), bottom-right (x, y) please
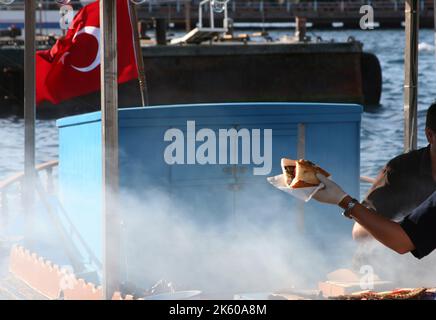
top-left (116, 185), bottom-right (352, 295)
top-left (4, 177), bottom-right (436, 300)
top-left (12, 179), bottom-right (402, 297)
top-left (6, 171), bottom-right (436, 298)
top-left (114, 181), bottom-right (436, 295)
top-left (353, 239), bottom-right (436, 288)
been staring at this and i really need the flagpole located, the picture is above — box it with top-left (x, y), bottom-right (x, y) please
top-left (404, 0), bottom-right (419, 152)
top-left (100, 0), bottom-right (121, 300)
top-left (24, 0), bottom-right (36, 233)
top-left (128, 1), bottom-right (149, 107)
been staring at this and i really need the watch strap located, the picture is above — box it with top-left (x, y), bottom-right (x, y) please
top-left (342, 198), bottom-right (358, 219)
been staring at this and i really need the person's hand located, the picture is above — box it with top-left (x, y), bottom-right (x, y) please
top-left (312, 173), bottom-right (348, 205)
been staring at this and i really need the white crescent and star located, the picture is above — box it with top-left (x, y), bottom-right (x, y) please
top-left (60, 26), bottom-right (101, 73)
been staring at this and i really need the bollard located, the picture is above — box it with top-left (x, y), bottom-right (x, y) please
top-left (295, 16), bottom-right (307, 42)
top-left (154, 18), bottom-right (167, 45)
top-left (138, 21), bottom-right (150, 40)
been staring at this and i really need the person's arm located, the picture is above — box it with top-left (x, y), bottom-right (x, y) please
top-left (352, 222), bottom-right (371, 240)
top-left (354, 164), bottom-right (400, 240)
top-left (339, 196), bottom-right (415, 254)
top-left (313, 174), bottom-right (416, 255)
top-left (353, 168), bottom-right (384, 241)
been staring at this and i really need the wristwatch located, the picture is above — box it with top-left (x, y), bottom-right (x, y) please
top-left (342, 198), bottom-right (359, 219)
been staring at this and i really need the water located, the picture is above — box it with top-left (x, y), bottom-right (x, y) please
top-left (0, 117), bottom-right (58, 179)
top-left (315, 29), bottom-right (436, 190)
top-left (1, 29), bottom-right (436, 199)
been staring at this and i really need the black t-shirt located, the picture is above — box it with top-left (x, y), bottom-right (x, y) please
top-left (362, 145), bottom-right (436, 220)
top-left (400, 190), bottom-right (436, 259)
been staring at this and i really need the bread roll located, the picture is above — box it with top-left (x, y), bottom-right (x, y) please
top-left (281, 158), bottom-right (296, 186)
top-left (281, 158), bottom-right (330, 188)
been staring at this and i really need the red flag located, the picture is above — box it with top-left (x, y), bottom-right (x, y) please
top-left (36, 0), bottom-right (138, 105)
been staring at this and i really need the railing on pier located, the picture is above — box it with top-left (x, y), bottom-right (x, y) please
top-left (1, 0), bottom-right (435, 29)
top-left (1, 0), bottom-right (435, 17)
top-left (0, 160), bottom-right (101, 273)
top-left (154, 0), bottom-right (435, 22)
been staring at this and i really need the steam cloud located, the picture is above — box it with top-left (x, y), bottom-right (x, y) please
top-left (118, 186), bottom-right (349, 295)
top-left (4, 176), bottom-right (436, 298)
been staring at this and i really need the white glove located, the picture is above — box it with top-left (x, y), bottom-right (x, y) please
top-left (312, 173), bottom-right (348, 205)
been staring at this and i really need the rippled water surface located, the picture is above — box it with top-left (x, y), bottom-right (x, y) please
top-left (1, 29), bottom-right (436, 198)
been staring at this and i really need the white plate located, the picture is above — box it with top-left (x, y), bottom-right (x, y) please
top-left (143, 290), bottom-right (202, 300)
top-left (234, 292), bottom-right (273, 300)
top-left (267, 174), bottom-right (324, 202)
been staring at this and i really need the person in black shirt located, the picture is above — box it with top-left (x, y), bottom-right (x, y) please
top-left (311, 103), bottom-right (436, 259)
top-left (313, 175), bottom-right (436, 259)
top-left (353, 103), bottom-right (436, 240)
top-left (400, 193), bottom-right (436, 259)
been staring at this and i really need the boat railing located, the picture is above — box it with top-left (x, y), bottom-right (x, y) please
top-left (0, 160), bottom-right (102, 271)
top-left (0, 159), bottom-right (58, 218)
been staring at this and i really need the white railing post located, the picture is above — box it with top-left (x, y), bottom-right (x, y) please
top-left (199, 1), bottom-right (203, 28)
top-left (210, 0), bottom-right (214, 29)
top-left (224, 1), bottom-right (228, 30)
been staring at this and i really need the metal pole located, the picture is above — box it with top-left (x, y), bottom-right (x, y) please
top-left (24, 0), bottom-right (36, 215)
top-left (434, 0), bottom-right (436, 62)
top-left (100, 0), bottom-right (120, 300)
top-left (404, 0), bottom-right (419, 152)
top-left (297, 124), bottom-right (306, 233)
top-left (210, 0), bottom-right (214, 29)
top-left (128, 1), bottom-right (149, 107)
top-left (261, 0), bottom-right (265, 33)
top-left (199, 1), bottom-right (203, 28)
top-left (38, 1), bottom-right (43, 36)
top-left (185, 0), bottom-right (191, 32)
top-left (224, 1), bottom-right (228, 30)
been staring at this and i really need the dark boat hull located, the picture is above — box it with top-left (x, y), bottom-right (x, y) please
top-left (0, 42), bottom-right (381, 118)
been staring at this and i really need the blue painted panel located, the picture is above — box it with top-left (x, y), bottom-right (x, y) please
top-left (57, 103), bottom-right (362, 282)
top-left (58, 120), bottom-right (102, 263)
top-left (303, 121), bottom-right (360, 258)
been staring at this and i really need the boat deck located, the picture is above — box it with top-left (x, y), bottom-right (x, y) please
top-left (0, 244), bottom-right (46, 300)
top-left (0, 275), bottom-right (47, 300)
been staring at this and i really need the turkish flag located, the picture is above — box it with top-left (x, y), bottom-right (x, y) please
top-left (36, 0), bottom-right (138, 105)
